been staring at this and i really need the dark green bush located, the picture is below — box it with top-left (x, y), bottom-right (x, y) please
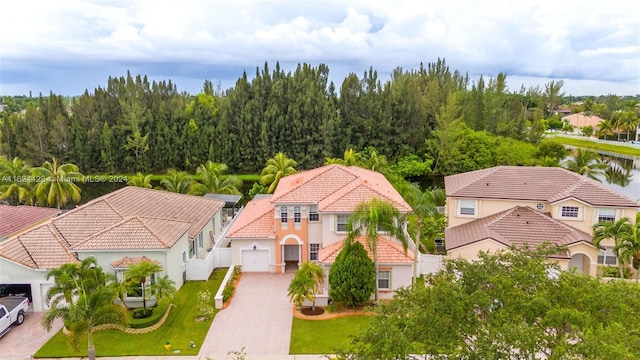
top-left (131, 308), bottom-right (154, 319)
top-left (128, 302), bottom-right (168, 328)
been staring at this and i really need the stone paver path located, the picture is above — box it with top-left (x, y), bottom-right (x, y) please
top-left (199, 272), bottom-right (294, 358)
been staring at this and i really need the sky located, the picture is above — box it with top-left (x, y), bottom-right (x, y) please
top-left (1, 0), bottom-right (639, 97)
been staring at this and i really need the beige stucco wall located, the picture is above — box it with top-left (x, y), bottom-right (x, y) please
top-left (0, 259), bottom-right (52, 312)
top-left (448, 239), bottom-right (508, 261)
top-left (230, 238), bottom-right (277, 272)
top-left (320, 214), bottom-right (348, 247)
top-left (567, 242), bottom-right (599, 276)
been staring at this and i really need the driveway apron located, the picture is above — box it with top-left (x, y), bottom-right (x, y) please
top-left (199, 272), bottom-right (294, 357)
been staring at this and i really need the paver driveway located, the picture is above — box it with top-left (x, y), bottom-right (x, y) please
top-left (0, 311), bottom-right (62, 360)
top-left (199, 272), bottom-right (294, 358)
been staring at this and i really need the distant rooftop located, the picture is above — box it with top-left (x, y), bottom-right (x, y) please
top-left (0, 205), bottom-right (60, 239)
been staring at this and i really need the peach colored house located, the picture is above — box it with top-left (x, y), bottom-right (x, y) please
top-left (445, 166), bottom-right (640, 276)
top-left (0, 187), bottom-right (226, 311)
top-left (562, 113), bottom-right (604, 134)
top-left (226, 164), bottom-right (414, 300)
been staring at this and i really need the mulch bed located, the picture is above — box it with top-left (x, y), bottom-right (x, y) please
top-left (300, 307), bottom-right (325, 316)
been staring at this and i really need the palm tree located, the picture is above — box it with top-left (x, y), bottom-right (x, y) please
top-left (325, 148), bottom-right (361, 166)
top-left (361, 148), bottom-right (389, 174)
top-left (190, 161), bottom-right (243, 196)
top-left (124, 259), bottom-right (163, 311)
top-left (33, 158), bottom-right (82, 209)
top-left (593, 218), bottom-right (634, 278)
top-left (43, 258), bottom-right (125, 360)
top-left (618, 221), bottom-right (640, 282)
top-left (563, 148), bottom-right (607, 181)
top-left (597, 119), bottom-right (615, 140)
top-left (150, 275), bottom-right (177, 303)
top-left (260, 152), bottom-right (297, 193)
top-left (347, 198), bottom-right (408, 302)
top-left (287, 261), bottom-right (324, 310)
top-left (0, 156), bottom-right (33, 205)
top-left (160, 168), bottom-right (192, 194)
top-left (401, 183), bottom-right (445, 284)
top-left (127, 172), bottom-right (152, 188)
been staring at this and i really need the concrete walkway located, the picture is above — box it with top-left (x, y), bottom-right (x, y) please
top-left (199, 272), bottom-right (296, 358)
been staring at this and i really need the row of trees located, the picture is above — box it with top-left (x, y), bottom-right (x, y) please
top-left (4, 59), bottom-right (627, 175)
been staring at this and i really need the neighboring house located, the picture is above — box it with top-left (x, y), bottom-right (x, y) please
top-left (0, 187), bottom-right (226, 311)
top-left (561, 113), bottom-right (604, 135)
top-left (444, 166), bottom-right (640, 276)
top-left (226, 164), bottom-right (414, 301)
top-left (0, 205), bottom-right (60, 241)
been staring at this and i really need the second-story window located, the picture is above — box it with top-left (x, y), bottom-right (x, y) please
top-left (458, 199), bottom-right (477, 216)
top-left (294, 206), bottom-right (301, 223)
top-left (336, 214), bottom-right (349, 232)
top-left (597, 208), bottom-right (616, 223)
top-left (309, 205), bottom-right (319, 222)
top-left (561, 206), bottom-right (579, 218)
top-left (281, 206), bottom-right (288, 223)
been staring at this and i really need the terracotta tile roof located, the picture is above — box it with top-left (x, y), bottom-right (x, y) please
top-left (226, 196), bottom-right (276, 239)
top-left (445, 166), bottom-right (640, 208)
top-left (0, 224), bottom-right (78, 269)
top-left (318, 235), bottom-right (414, 264)
top-left (111, 256), bottom-right (160, 269)
top-left (445, 206), bottom-right (594, 257)
top-left (0, 205), bottom-right (60, 239)
top-left (71, 216), bottom-right (192, 251)
top-left (51, 200), bottom-right (124, 247)
top-left (562, 113), bottom-right (604, 129)
top-left (271, 164), bottom-right (412, 212)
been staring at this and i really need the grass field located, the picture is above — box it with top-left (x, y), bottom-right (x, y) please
top-left (547, 135), bottom-right (640, 157)
top-left (34, 268), bottom-right (227, 358)
top-left (289, 316), bottom-right (370, 355)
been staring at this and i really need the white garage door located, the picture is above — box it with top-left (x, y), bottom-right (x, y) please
top-left (241, 250), bottom-right (269, 272)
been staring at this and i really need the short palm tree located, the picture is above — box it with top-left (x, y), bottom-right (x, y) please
top-left (33, 158), bottom-right (83, 209)
top-left (563, 148), bottom-right (607, 181)
top-left (598, 119), bottom-right (615, 140)
top-left (0, 156), bottom-right (33, 205)
top-left (190, 161), bottom-right (243, 196)
top-left (260, 152), bottom-right (297, 193)
top-left (347, 198), bottom-right (408, 302)
top-left (618, 222), bottom-right (640, 282)
top-left (325, 148), bottom-right (361, 166)
top-left (287, 261), bottom-right (324, 310)
top-left (127, 172), bottom-right (152, 188)
top-left (124, 259), bottom-right (163, 311)
top-left (150, 275), bottom-right (177, 303)
top-left (160, 169), bottom-right (192, 194)
top-left (593, 218), bottom-right (634, 278)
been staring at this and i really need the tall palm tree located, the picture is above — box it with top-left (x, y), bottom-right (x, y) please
top-left (127, 172), bottom-right (152, 189)
top-left (597, 119), bottom-right (615, 141)
top-left (0, 156), bottom-right (33, 205)
top-left (160, 169), bottom-right (192, 194)
top-left (260, 152), bottom-right (297, 193)
top-left (347, 198), bottom-right (408, 302)
top-left (33, 158), bottom-right (82, 209)
top-left (401, 183), bottom-right (445, 284)
top-left (593, 218), bottom-right (634, 278)
top-left (618, 221), bottom-right (640, 282)
top-left (124, 259), bottom-right (163, 311)
top-left (190, 161), bottom-right (243, 196)
top-left (43, 257), bottom-right (125, 360)
top-left (563, 148), bottom-right (607, 181)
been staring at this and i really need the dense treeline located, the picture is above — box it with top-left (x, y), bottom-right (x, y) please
top-left (0, 59), bottom-right (637, 174)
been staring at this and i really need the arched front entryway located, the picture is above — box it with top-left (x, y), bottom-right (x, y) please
top-left (568, 253), bottom-right (591, 275)
top-left (280, 235), bottom-right (302, 273)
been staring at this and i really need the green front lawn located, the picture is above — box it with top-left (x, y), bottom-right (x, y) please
top-left (290, 316), bottom-right (370, 354)
top-left (35, 268), bottom-right (227, 358)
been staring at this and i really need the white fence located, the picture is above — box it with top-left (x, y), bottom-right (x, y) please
top-left (186, 248), bottom-right (233, 281)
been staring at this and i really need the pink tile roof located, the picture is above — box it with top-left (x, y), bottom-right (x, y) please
top-left (318, 236), bottom-right (414, 264)
top-left (0, 224), bottom-right (78, 269)
top-left (0, 205), bottom-right (60, 239)
top-left (111, 256), bottom-right (160, 269)
top-left (445, 206), bottom-right (594, 258)
top-left (226, 196), bottom-right (275, 239)
top-left (271, 165), bottom-right (412, 213)
top-left (445, 166), bottom-right (640, 208)
top-left (71, 216), bottom-right (192, 251)
top-left (562, 113), bottom-right (604, 129)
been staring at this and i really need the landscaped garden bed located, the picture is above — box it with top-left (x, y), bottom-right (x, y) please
top-left (34, 268), bottom-right (227, 358)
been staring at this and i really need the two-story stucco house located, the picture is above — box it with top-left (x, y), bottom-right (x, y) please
top-left (226, 164), bottom-right (414, 301)
top-left (444, 166), bottom-right (640, 276)
top-left (0, 187), bottom-right (226, 311)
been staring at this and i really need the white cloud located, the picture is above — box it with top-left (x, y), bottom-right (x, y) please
top-left (1, 0), bottom-right (638, 95)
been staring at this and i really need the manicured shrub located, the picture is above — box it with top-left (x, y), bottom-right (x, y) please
top-left (128, 302), bottom-right (168, 328)
top-left (328, 240), bottom-right (375, 307)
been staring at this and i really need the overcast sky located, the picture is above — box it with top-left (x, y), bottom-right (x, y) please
top-left (1, 0), bottom-right (639, 97)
